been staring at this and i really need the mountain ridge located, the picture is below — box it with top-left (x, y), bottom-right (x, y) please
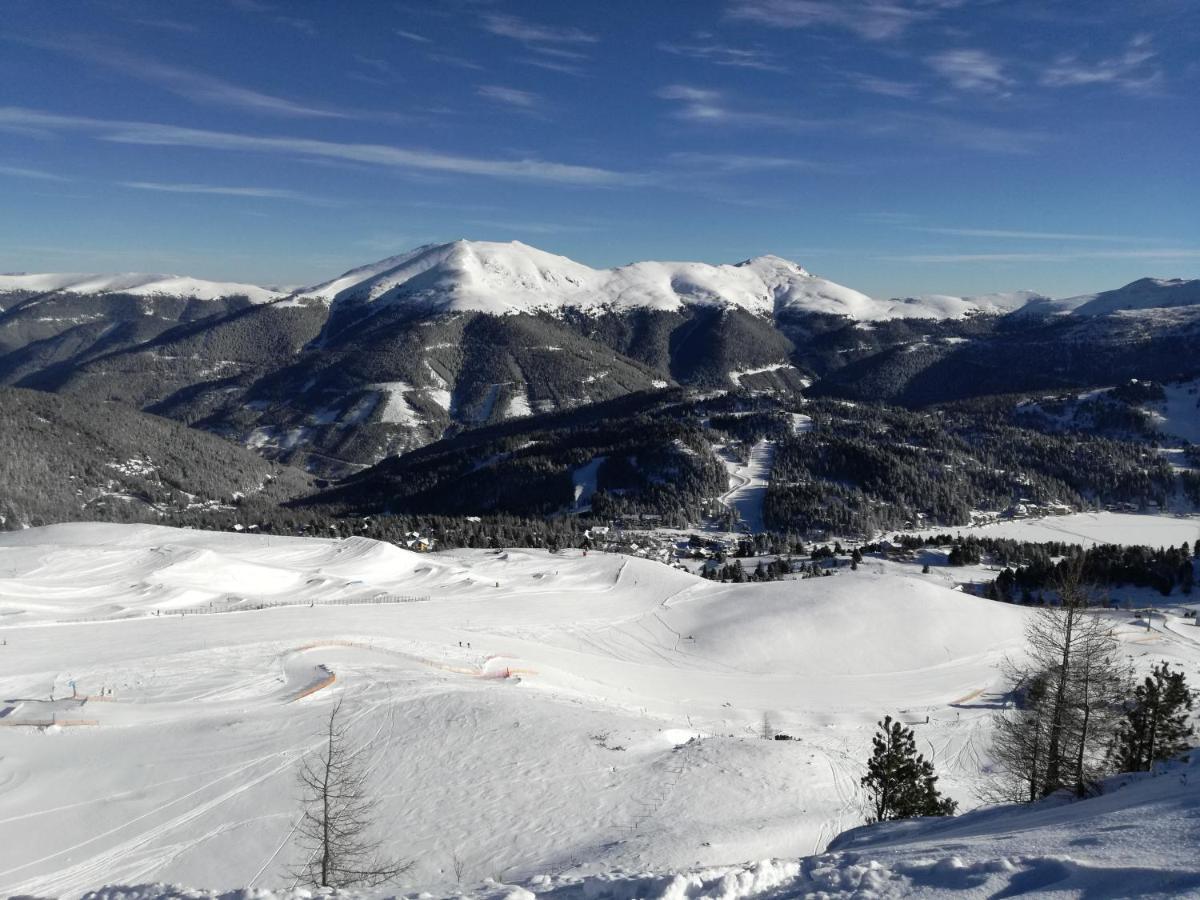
top-left (7, 240), bottom-right (1197, 326)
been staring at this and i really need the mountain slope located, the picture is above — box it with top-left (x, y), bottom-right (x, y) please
top-left (0, 386), bottom-right (312, 528)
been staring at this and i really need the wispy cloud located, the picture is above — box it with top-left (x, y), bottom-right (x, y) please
top-left (657, 86), bottom-right (1040, 153)
top-left (275, 15), bottom-right (317, 36)
top-left (481, 14), bottom-right (598, 46)
top-left (867, 111), bottom-right (1047, 154)
top-left (32, 40), bottom-right (348, 118)
top-left (857, 211), bottom-right (921, 225)
top-left (0, 107), bottom-right (641, 186)
top-left (913, 226), bottom-right (1155, 242)
top-left (477, 85), bottom-right (543, 110)
top-left (727, 0), bottom-right (951, 41)
top-left (349, 55), bottom-right (403, 86)
top-left (927, 49), bottom-right (1011, 93)
top-left (426, 52), bottom-right (485, 71)
top-left (847, 73), bottom-right (920, 99)
top-left (656, 84), bottom-right (824, 130)
top-left (659, 41), bottom-right (786, 72)
top-left (465, 219), bottom-right (601, 235)
top-left (119, 181), bottom-right (336, 205)
top-left (883, 248), bottom-right (1200, 263)
top-left (1041, 34), bottom-right (1162, 93)
top-left (520, 57), bottom-right (586, 77)
top-left (0, 162), bottom-right (69, 181)
top-left (482, 13), bottom-right (598, 74)
top-left (395, 29), bottom-right (431, 44)
top-left (127, 17), bottom-right (199, 33)
top-left (668, 151), bottom-right (828, 172)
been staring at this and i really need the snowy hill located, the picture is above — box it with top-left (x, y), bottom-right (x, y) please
top-left (89, 754), bottom-right (1200, 899)
top-left (299, 240), bottom-right (1036, 322)
top-left (0, 522), bottom-right (1028, 895)
top-left (0, 271), bottom-right (283, 303)
top-left (1, 523), bottom-right (1197, 899)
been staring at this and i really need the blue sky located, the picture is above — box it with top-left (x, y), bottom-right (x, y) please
top-left (1, 0), bottom-right (1197, 298)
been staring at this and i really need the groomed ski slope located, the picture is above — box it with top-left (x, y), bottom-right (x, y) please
top-left (1, 523), bottom-right (1198, 899)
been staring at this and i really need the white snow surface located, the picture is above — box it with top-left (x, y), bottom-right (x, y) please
top-left (2, 523), bottom-right (1199, 899)
top-left (901, 511), bottom-right (1200, 549)
top-left (10, 249), bottom-right (1194, 326)
top-left (719, 441), bottom-right (775, 534)
top-left (1147, 379), bottom-right (1200, 445)
top-left (0, 272), bottom-right (283, 303)
top-left (297, 241), bottom-right (1038, 322)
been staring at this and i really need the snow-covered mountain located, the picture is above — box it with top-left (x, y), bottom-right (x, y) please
top-left (6, 248), bottom-right (1195, 327)
top-left (299, 240), bottom-right (1037, 322)
top-left (0, 271), bottom-right (283, 303)
top-left (1011, 276), bottom-right (1200, 319)
top-left (3, 244), bottom-right (1198, 475)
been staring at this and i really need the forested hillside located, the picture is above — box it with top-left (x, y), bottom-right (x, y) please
top-left (0, 387), bottom-right (312, 529)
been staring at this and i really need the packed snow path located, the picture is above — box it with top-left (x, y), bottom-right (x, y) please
top-left (1, 523), bottom-right (1198, 897)
top-left (719, 440), bottom-right (776, 534)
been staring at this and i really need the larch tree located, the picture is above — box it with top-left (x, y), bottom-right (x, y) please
top-left (989, 566), bottom-right (1127, 801)
top-left (292, 699), bottom-right (409, 889)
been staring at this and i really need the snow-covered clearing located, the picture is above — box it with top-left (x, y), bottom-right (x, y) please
top-left (1, 524), bottom-right (1198, 899)
top-left (900, 511), bottom-right (1200, 549)
top-left (1149, 378), bottom-right (1200, 444)
top-left (571, 456), bottom-right (605, 512)
top-left (369, 382), bottom-right (422, 426)
top-left (719, 441), bottom-right (775, 534)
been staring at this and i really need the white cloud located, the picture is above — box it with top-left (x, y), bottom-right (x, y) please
top-left (0, 163), bottom-right (68, 181)
top-left (481, 14), bottom-right (598, 46)
top-left (0, 107), bottom-right (640, 186)
top-left (1041, 34), bottom-right (1162, 93)
top-left (926, 49), bottom-right (1010, 93)
top-left (465, 219), bottom-right (601, 235)
top-left (395, 29), bottom-right (431, 43)
top-left (668, 152), bottom-right (825, 172)
top-left (477, 85), bottom-right (542, 109)
top-left (847, 73), bottom-right (920, 99)
top-left (727, 0), bottom-right (951, 41)
top-left (883, 248), bottom-right (1200, 263)
top-left (520, 57), bottom-right (586, 77)
top-left (659, 41), bottom-right (786, 72)
top-left (656, 88), bottom-right (1039, 153)
top-left (913, 227), bottom-right (1154, 242)
top-left (119, 181), bottom-right (335, 205)
top-left (30, 39), bottom-right (350, 118)
top-left (655, 84), bottom-right (821, 129)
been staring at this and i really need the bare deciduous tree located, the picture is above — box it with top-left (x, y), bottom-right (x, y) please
top-left (989, 565), bottom-right (1127, 801)
top-left (293, 699), bottom-right (410, 889)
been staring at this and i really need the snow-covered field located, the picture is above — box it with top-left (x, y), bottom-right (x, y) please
top-left (901, 511), bottom-right (1200, 550)
top-left (1, 523), bottom-right (1198, 899)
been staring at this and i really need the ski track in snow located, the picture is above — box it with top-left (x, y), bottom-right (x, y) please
top-left (719, 440), bottom-right (776, 534)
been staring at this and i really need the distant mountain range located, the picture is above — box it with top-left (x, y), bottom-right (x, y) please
top-left (2, 240), bottom-right (1198, 477)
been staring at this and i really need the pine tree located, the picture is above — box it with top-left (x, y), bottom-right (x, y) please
top-left (1113, 663), bottom-right (1194, 772)
top-left (861, 715), bottom-right (957, 824)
